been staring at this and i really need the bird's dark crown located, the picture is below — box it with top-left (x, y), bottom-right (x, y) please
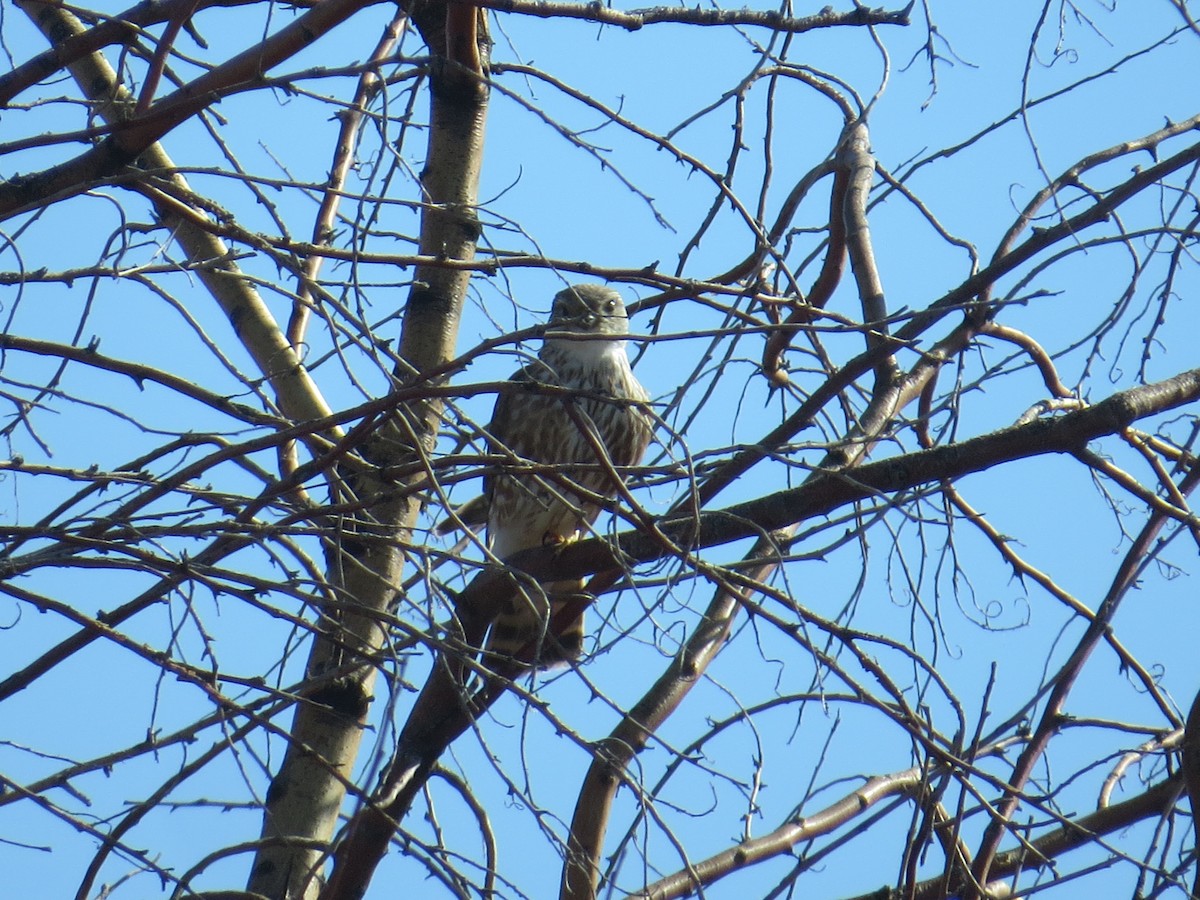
top-left (547, 284), bottom-right (629, 337)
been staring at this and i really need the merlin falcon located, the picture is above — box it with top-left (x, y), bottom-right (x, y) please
top-left (460, 284), bottom-right (651, 667)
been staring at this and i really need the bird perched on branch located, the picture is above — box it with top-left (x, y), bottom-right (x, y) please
top-left (441, 284), bottom-right (652, 668)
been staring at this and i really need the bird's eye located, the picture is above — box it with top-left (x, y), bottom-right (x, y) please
top-left (605, 299), bottom-right (617, 313)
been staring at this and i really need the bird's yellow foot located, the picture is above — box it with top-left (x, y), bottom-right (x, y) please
top-left (541, 530), bottom-right (578, 550)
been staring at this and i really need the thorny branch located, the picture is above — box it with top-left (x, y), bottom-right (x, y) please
top-left (2, 2), bottom-right (1198, 900)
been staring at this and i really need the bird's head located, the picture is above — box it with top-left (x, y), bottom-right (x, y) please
top-left (546, 284), bottom-right (630, 338)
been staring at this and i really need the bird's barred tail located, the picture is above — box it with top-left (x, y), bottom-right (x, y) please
top-left (484, 577), bottom-right (587, 668)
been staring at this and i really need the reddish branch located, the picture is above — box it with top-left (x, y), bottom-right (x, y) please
top-left (134, 0), bottom-right (201, 111)
top-left (444, 1), bottom-right (483, 75)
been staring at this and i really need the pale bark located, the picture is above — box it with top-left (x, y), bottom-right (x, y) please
top-left (247, 6), bottom-right (491, 897)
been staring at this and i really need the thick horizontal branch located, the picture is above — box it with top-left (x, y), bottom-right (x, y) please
top-left (461, 0), bottom-right (912, 32)
top-left (474, 368), bottom-right (1200, 606)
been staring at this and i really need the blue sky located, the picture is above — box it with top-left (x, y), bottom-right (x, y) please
top-left (2, 1), bottom-right (1199, 898)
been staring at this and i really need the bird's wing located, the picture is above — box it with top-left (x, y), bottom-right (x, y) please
top-left (435, 362), bottom-right (549, 537)
top-left (433, 493), bottom-right (488, 536)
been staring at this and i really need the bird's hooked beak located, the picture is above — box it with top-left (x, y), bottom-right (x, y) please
top-left (553, 309), bottom-right (598, 330)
